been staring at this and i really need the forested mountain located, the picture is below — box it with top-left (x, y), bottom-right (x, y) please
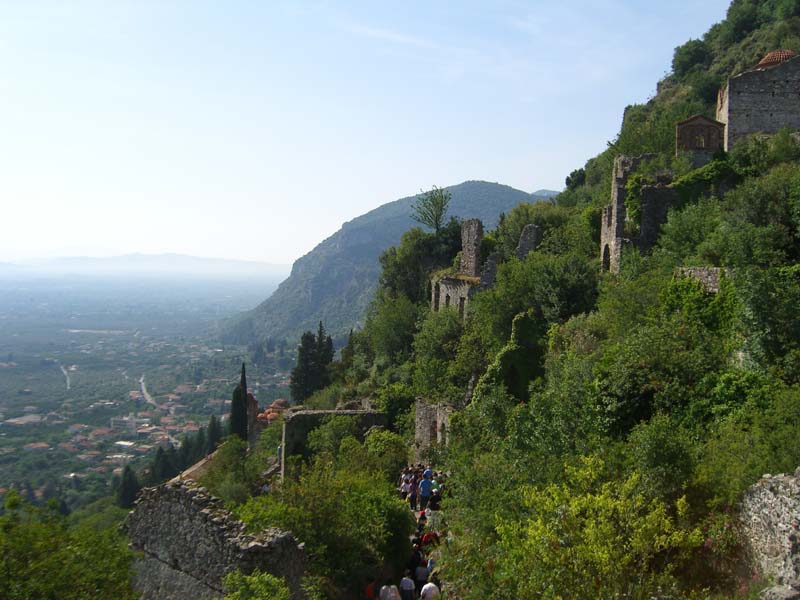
top-left (223, 181), bottom-right (558, 344)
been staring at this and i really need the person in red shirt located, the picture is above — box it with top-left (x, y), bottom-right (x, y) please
top-left (364, 576), bottom-right (377, 600)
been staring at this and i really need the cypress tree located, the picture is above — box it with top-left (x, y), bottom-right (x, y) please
top-left (117, 465), bottom-right (141, 509)
top-left (230, 363), bottom-right (248, 441)
top-left (290, 331), bottom-right (317, 403)
top-left (207, 415), bottom-right (222, 454)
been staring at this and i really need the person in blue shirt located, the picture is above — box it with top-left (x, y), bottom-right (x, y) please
top-left (418, 471), bottom-right (434, 510)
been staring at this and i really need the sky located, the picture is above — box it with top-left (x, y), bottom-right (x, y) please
top-left (0, 0), bottom-right (732, 265)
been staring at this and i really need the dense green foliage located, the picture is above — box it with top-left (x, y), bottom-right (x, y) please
top-left (0, 491), bottom-right (135, 599)
top-left (200, 421), bottom-right (412, 596)
top-left (223, 570), bottom-right (290, 600)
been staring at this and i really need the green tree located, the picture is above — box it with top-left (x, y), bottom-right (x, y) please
top-left (207, 414), bottom-right (223, 454)
top-left (290, 325), bottom-right (335, 404)
top-left (0, 492), bottom-right (136, 599)
top-left (230, 363), bottom-right (249, 441)
top-left (223, 570), bottom-right (290, 600)
top-left (411, 185), bottom-right (450, 233)
top-left (116, 465), bottom-right (140, 509)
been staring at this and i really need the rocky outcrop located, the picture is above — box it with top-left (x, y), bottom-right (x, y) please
top-left (740, 468), bottom-right (800, 598)
top-left (126, 480), bottom-right (306, 600)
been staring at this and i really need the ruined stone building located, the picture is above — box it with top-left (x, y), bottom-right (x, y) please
top-left (717, 49), bottom-right (800, 151)
top-left (431, 219), bottom-right (483, 319)
top-left (431, 218), bottom-right (543, 317)
top-left (600, 154), bottom-right (681, 273)
top-left (675, 114), bottom-right (724, 167)
top-left (601, 50), bottom-right (800, 273)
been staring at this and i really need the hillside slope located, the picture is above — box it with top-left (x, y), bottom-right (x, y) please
top-left (225, 181), bottom-right (556, 343)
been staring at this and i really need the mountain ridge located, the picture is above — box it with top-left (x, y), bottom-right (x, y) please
top-left (225, 180), bottom-right (556, 344)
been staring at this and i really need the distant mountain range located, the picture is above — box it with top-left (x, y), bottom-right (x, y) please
top-left (224, 181), bottom-right (559, 345)
top-left (0, 254), bottom-right (290, 280)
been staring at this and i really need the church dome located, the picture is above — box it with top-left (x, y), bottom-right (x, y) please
top-left (755, 49), bottom-right (798, 69)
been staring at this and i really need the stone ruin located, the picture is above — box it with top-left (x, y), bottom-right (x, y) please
top-left (459, 219), bottom-right (483, 277)
top-left (431, 217), bottom-right (542, 318)
top-left (600, 154), bottom-right (681, 274)
top-left (601, 51), bottom-right (800, 274)
top-left (414, 399), bottom-right (454, 462)
top-left (739, 469), bottom-right (800, 599)
top-left (718, 50), bottom-right (800, 151)
top-left (676, 114), bottom-right (724, 168)
top-left (126, 480), bottom-right (307, 600)
top-left (675, 267), bottom-right (729, 293)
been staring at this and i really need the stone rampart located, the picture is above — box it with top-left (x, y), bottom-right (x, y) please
top-left (126, 480), bottom-right (306, 600)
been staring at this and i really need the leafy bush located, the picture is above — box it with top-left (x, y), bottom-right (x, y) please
top-left (493, 457), bottom-right (702, 600)
top-left (223, 569), bottom-right (290, 600)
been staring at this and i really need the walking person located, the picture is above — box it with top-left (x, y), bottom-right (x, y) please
top-left (399, 570), bottom-right (415, 600)
top-left (418, 469), bottom-right (433, 510)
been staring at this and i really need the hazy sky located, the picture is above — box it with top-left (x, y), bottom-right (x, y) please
top-left (1, 0), bottom-right (730, 264)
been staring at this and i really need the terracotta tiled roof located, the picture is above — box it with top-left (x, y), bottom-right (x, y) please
top-left (755, 49), bottom-right (798, 69)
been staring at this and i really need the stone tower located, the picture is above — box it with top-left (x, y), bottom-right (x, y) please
top-left (459, 219), bottom-right (483, 277)
top-left (599, 154), bottom-right (654, 273)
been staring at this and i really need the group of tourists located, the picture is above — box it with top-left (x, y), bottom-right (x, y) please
top-left (399, 465), bottom-right (446, 513)
top-left (363, 465), bottom-right (448, 600)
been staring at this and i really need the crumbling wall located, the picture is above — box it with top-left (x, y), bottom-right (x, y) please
top-left (718, 56), bottom-right (800, 150)
top-left (479, 252), bottom-right (500, 289)
top-left (515, 223), bottom-right (542, 260)
top-left (431, 276), bottom-right (475, 318)
top-left (675, 267), bottom-right (728, 293)
top-left (126, 480), bottom-right (307, 600)
top-left (740, 469), bottom-right (800, 593)
top-left (600, 154), bottom-right (656, 273)
top-left (460, 219), bottom-right (483, 277)
top-left (414, 399), bottom-right (453, 462)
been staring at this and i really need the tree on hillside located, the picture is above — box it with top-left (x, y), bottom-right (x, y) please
top-left (207, 414), bottom-right (223, 454)
top-left (290, 324), bottom-right (335, 403)
top-left (116, 465), bottom-right (141, 509)
top-left (412, 186), bottom-right (451, 233)
top-left (230, 363), bottom-right (248, 441)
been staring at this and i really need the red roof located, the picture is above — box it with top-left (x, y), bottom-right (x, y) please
top-left (756, 49), bottom-right (798, 69)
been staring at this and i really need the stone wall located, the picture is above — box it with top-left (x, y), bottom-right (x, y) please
top-left (280, 409), bottom-right (386, 475)
top-left (675, 267), bottom-right (729, 293)
top-left (460, 219), bottom-right (483, 277)
top-left (431, 276), bottom-right (475, 318)
top-left (515, 223), bottom-right (542, 260)
top-left (740, 468), bottom-right (800, 593)
top-left (718, 56), bottom-right (800, 150)
top-left (479, 252), bottom-right (499, 289)
top-left (600, 154), bottom-right (656, 273)
top-left (414, 399), bottom-right (454, 462)
top-left (126, 480), bottom-right (307, 600)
